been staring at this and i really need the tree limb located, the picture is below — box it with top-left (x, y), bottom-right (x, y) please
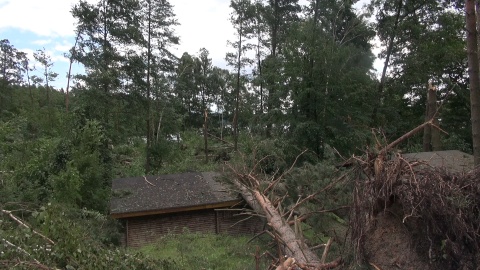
top-left (1, 238), bottom-right (40, 264)
top-left (1, 209), bottom-right (55, 245)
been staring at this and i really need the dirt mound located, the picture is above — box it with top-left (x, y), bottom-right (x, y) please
top-left (364, 205), bottom-right (431, 270)
top-left (349, 151), bottom-right (480, 270)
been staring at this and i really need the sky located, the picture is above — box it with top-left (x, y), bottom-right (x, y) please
top-left (0, 0), bottom-right (375, 89)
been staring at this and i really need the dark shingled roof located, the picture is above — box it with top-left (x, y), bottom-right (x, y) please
top-left (110, 172), bottom-right (240, 218)
top-left (402, 150), bottom-right (474, 173)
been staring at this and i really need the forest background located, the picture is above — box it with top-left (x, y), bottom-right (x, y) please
top-left (0, 0), bottom-right (474, 269)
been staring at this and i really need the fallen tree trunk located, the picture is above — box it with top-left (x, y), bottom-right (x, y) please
top-left (230, 173), bottom-right (342, 269)
top-left (249, 188), bottom-right (320, 264)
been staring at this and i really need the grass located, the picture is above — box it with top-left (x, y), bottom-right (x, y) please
top-left (136, 232), bottom-right (271, 270)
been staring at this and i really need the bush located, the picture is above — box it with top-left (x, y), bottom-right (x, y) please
top-left (0, 203), bottom-right (175, 270)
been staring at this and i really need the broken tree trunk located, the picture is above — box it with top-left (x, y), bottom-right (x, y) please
top-left (230, 173), bottom-right (342, 269)
top-left (423, 82), bottom-right (441, 151)
top-left (250, 188), bottom-right (320, 264)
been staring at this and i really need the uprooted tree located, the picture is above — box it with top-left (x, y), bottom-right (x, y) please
top-left (224, 122), bottom-right (441, 270)
top-left (349, 146), bottom-right (480, 269)
top-left (224, 116), bottom-right (480, 269)
top-left (225, 151), bottom-right (344, 270)
top-left (347, 120), bottom-right (479, 269)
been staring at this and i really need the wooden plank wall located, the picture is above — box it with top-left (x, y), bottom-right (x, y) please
top-left (126, 209), bottom-right (215, 247)
top-left (216, 210), bottom-right (265, 235)
top-left (125, 208), bottom-right (264, 247)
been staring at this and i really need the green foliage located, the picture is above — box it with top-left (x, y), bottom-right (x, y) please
top-left (282, 160), bottom-right (352, 263)
top-left (0, 39), bottom-right (25, 86)
top-left (279, 3), bottom-right (375, 157)
top-left (68, 119), bottom-right (112, 210)
top-left (112, 140), bottom-right (146, 178)
top-left (0, 104), bottom-right (112, 211)
top-left (285, 159), bottom-right (352, 213)
top-left (0, 203), bottom-right (176, 270)
top-left (49, 162), bottom-right (82, 206)
top-left (150, 132), bottom-right (219, 174)
top-left (371, 0), bottom-right (468, 148)
top-left (111, 130), bottom-right (222, 177)
top-left (239, 136), bottom-right (289, 174)
top-left (12, 137), bottom-right (60, 204)
top-left (33, 48), bottom-right (58, 89)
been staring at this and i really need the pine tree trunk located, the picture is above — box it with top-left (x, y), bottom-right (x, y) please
top-left (466, 0), bottom-right (480, 165)
top-left (430, 86), bottom-right (441, 151)
top-left (65, 32), bottom-right (80, 113)
top-left (233, 15), bottom-right (243, 151)
top-left (230, 176), bottom-right (344, 269)
top-left (231, 178), bottom-right (321, 265)
top-left (145, 0), bottom-right (152, 173)
top-left (371, 0), bottom-right (403, 127)
top-left (422, 86), bottom-right (432, 151)
top-left (204, 109), bottom-right (209, 163)
top-left (266, 0), bottom-right (279, 138)
top-left (423, 83), bottom-right (440, 151)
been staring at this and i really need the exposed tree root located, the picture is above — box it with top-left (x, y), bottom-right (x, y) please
top-left (349, 121), bottom-right (480, 268)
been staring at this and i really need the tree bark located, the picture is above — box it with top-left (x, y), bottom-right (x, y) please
top-left (249, 188), bottom-right (320, 264)
top-left (233, 12), bottom-right (243, 152)
top-left (422, 84), bottom-right (432, 151)
top-left (423, 82), bottom-right (441, 151)
top-left (466, 0), bottom-right (480, 165)
top-left (430, 89), bottom-right (441, 151)
top-left (371, 0), bottom-right (403, 127)
top-left (266, 0), bottom-right (279, 138)
top-left (145, 0), bottom-right (153, 173)
top-left (230, 175), bottom-right (342, 269)
top-left (204, 109), bottom-right (209, 163)
top-left (65, 31), bottom-right (80, 113)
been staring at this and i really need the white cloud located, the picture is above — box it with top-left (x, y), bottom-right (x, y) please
top-left (54, 41), bottom-right (73, 53)
top-left (0, 0), bottom-right (96, 37)
top-left (51, 53), bottom-right (69, 64)
top-left (19, 48), bottom-right (36, 62)
top-left (32, 39), bottom-right (52, 45)
top-left (0, 0), bottom-right (236, 69)
top-left (1, 0), bottom-right (380, 88)
top-left (172, 0), bottom-right (235, 68)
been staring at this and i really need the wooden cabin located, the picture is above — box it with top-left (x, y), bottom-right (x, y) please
top-left (110, 172), bottom-right (264, 247)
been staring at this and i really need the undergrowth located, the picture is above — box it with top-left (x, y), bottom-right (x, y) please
top-left (113, 130), bottom-right (226, 177)
top-left (137, 232), bottom-right (271, 270)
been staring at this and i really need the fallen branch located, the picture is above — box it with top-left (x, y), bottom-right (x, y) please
top-left (0, 259), bottom-right (52, 270)
top-left (284, 172), bottom-right (349, 220)
top-left (369, 262), bottom-right (382, 270)
top-left (390, 83), bottom-right (454, 156)
top-left (143, 176), bottom-right (156, 187)
top-left (248, 230), bottom-right (268, 244)
top-left (310, 243), bottom-right (327, 251)
top-left (383, 120), bottom-right (432, 154)
top-left (230, 215), bottom-right (254, 228)
top-left (320, 238), bottom-right (333, 264)
top-left (1, 209), bottom-right (55, 245)
top-left (297, 257), bottom-right (343, 270)
top-left (2, 238), bottom-right (40, 264)
top-left (228, 171), bottom-right (342, 269)
top-left (226, 150), bottom-right (345, 269)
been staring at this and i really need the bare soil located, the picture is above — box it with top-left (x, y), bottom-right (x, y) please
top-left (363, 204), bottom-right (432, 270)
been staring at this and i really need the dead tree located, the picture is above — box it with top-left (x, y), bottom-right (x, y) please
top-left (226, 155), bottom-right (343, 270)
top-left (423, 82), bottom-right (441, 151)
